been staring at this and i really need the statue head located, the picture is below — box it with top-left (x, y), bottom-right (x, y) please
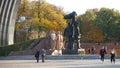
top-left (64, 11), bottom-right (77, 19)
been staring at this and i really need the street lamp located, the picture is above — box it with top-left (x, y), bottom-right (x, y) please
top-left (17, 16), bottom-right (30, 41)
top-left (25, 23), bottom-right (30, 40)
top-left (17, 16), bottom-right (26, 22)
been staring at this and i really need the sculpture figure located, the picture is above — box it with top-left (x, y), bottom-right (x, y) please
top-left (34, 31), bottom-right (64, 55)
top-left (64, 11), bottom-right (81, 49)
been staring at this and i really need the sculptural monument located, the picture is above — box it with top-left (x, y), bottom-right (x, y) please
top-left (63, 11), bottom-right (85, 55)
top-left (34, 31), bottom-right (64, 55)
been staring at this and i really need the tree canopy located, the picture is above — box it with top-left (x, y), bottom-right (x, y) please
top-left (16, 0), bottom-right (120, 43)
top-left (77, 8), bottom-right (120, 42)
top-left (15, 0), bottom-right (66, 42)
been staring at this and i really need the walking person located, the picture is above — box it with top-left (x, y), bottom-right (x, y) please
top-left (100, 46), bottom-right (106, 62)
top-left (40, 49), bottom-right (46, 63)
top-left (110, 48), bottom-right (117, 63)
top-left (88, 48), bottom-right (91, 54)
top-left (91, 46), bottom-right (95, 55)
top-left (35, 50), bottom-right (40, 63)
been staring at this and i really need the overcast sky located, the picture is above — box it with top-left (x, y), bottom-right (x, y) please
top-left (29, 0), bottom-right (120, 15)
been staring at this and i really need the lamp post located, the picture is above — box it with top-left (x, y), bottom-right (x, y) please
top-left (17, 16), bottom-right (26, 22)
top-left (25, 23), bottom-right (30, 40)
top-left (17, 16), bottom-right (30, 41)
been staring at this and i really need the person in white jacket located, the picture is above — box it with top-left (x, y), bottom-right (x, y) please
top-left (110, 48), bottom-right (117, 63)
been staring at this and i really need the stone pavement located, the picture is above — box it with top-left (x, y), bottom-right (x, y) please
top-left (0, 59), bottom-right (120, 68)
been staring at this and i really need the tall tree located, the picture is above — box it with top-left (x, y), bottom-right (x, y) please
top-left (93, 8), bottom-right (120, 42)
top-left (15, 0), bottom-right (66, 42)
top-left (77, 9), bottom-right (103, 42)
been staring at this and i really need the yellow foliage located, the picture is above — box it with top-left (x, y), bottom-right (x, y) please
top-left (15, 23), bottom-right (24, 31)
top-left (17, 1), bottom-right (67, 34)
top-left (91, 26), bottom-right (104, 42)
top-left (52, 21), bottom-right (59, 31)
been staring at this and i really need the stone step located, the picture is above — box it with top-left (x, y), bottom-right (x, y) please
top-left (0, 55), bottom-right (120, 60)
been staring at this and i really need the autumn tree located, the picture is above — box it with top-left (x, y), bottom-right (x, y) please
top-left (15, 0), bottom-right (66, 42)
top-left (77, 9), bottom-right (103, 42)
top-left (28, 1), bottom-right (66, 34)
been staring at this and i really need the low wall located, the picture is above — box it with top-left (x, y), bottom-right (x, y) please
top-left (81, 43), bottom-right (120, 55)
top-left (8, 43), bottom-right (120, 56)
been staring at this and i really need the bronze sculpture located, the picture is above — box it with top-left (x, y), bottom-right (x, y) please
top-left (64, 11), bottom-right (81, 50)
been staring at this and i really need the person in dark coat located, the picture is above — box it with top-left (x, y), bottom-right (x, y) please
top-left (91, 46), bottom-right (95, 55)
top-left (35, 50), bottom-right (40, 63)
top-left (100, 46), bottom-right (106, 62)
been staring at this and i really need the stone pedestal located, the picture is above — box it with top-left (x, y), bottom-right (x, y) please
top-left (62, 49), bottom-right (78, 55)
top-left (78, 48), bottom-right (85, 55)
top-left (52, 50), bottom-right (62, 56)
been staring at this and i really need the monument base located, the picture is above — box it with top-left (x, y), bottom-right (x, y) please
top-left (62, 48), bottom-right (85, 55)
top-left (52, 50), bottom-right (62, 56)
top-left (62, 49), bottom-right (78, 55)
top-left (78, 48), bottom-right (85, 55)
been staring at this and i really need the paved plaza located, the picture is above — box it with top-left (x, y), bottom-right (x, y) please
top-left (0, 59), bottom-right (120, 68)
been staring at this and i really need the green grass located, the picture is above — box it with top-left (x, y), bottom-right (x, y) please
top-left (0, 38), bottom-right (43, 56)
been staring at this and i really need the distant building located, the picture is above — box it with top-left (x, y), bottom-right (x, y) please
top-left (0, 0), bottom-right (21, 46)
